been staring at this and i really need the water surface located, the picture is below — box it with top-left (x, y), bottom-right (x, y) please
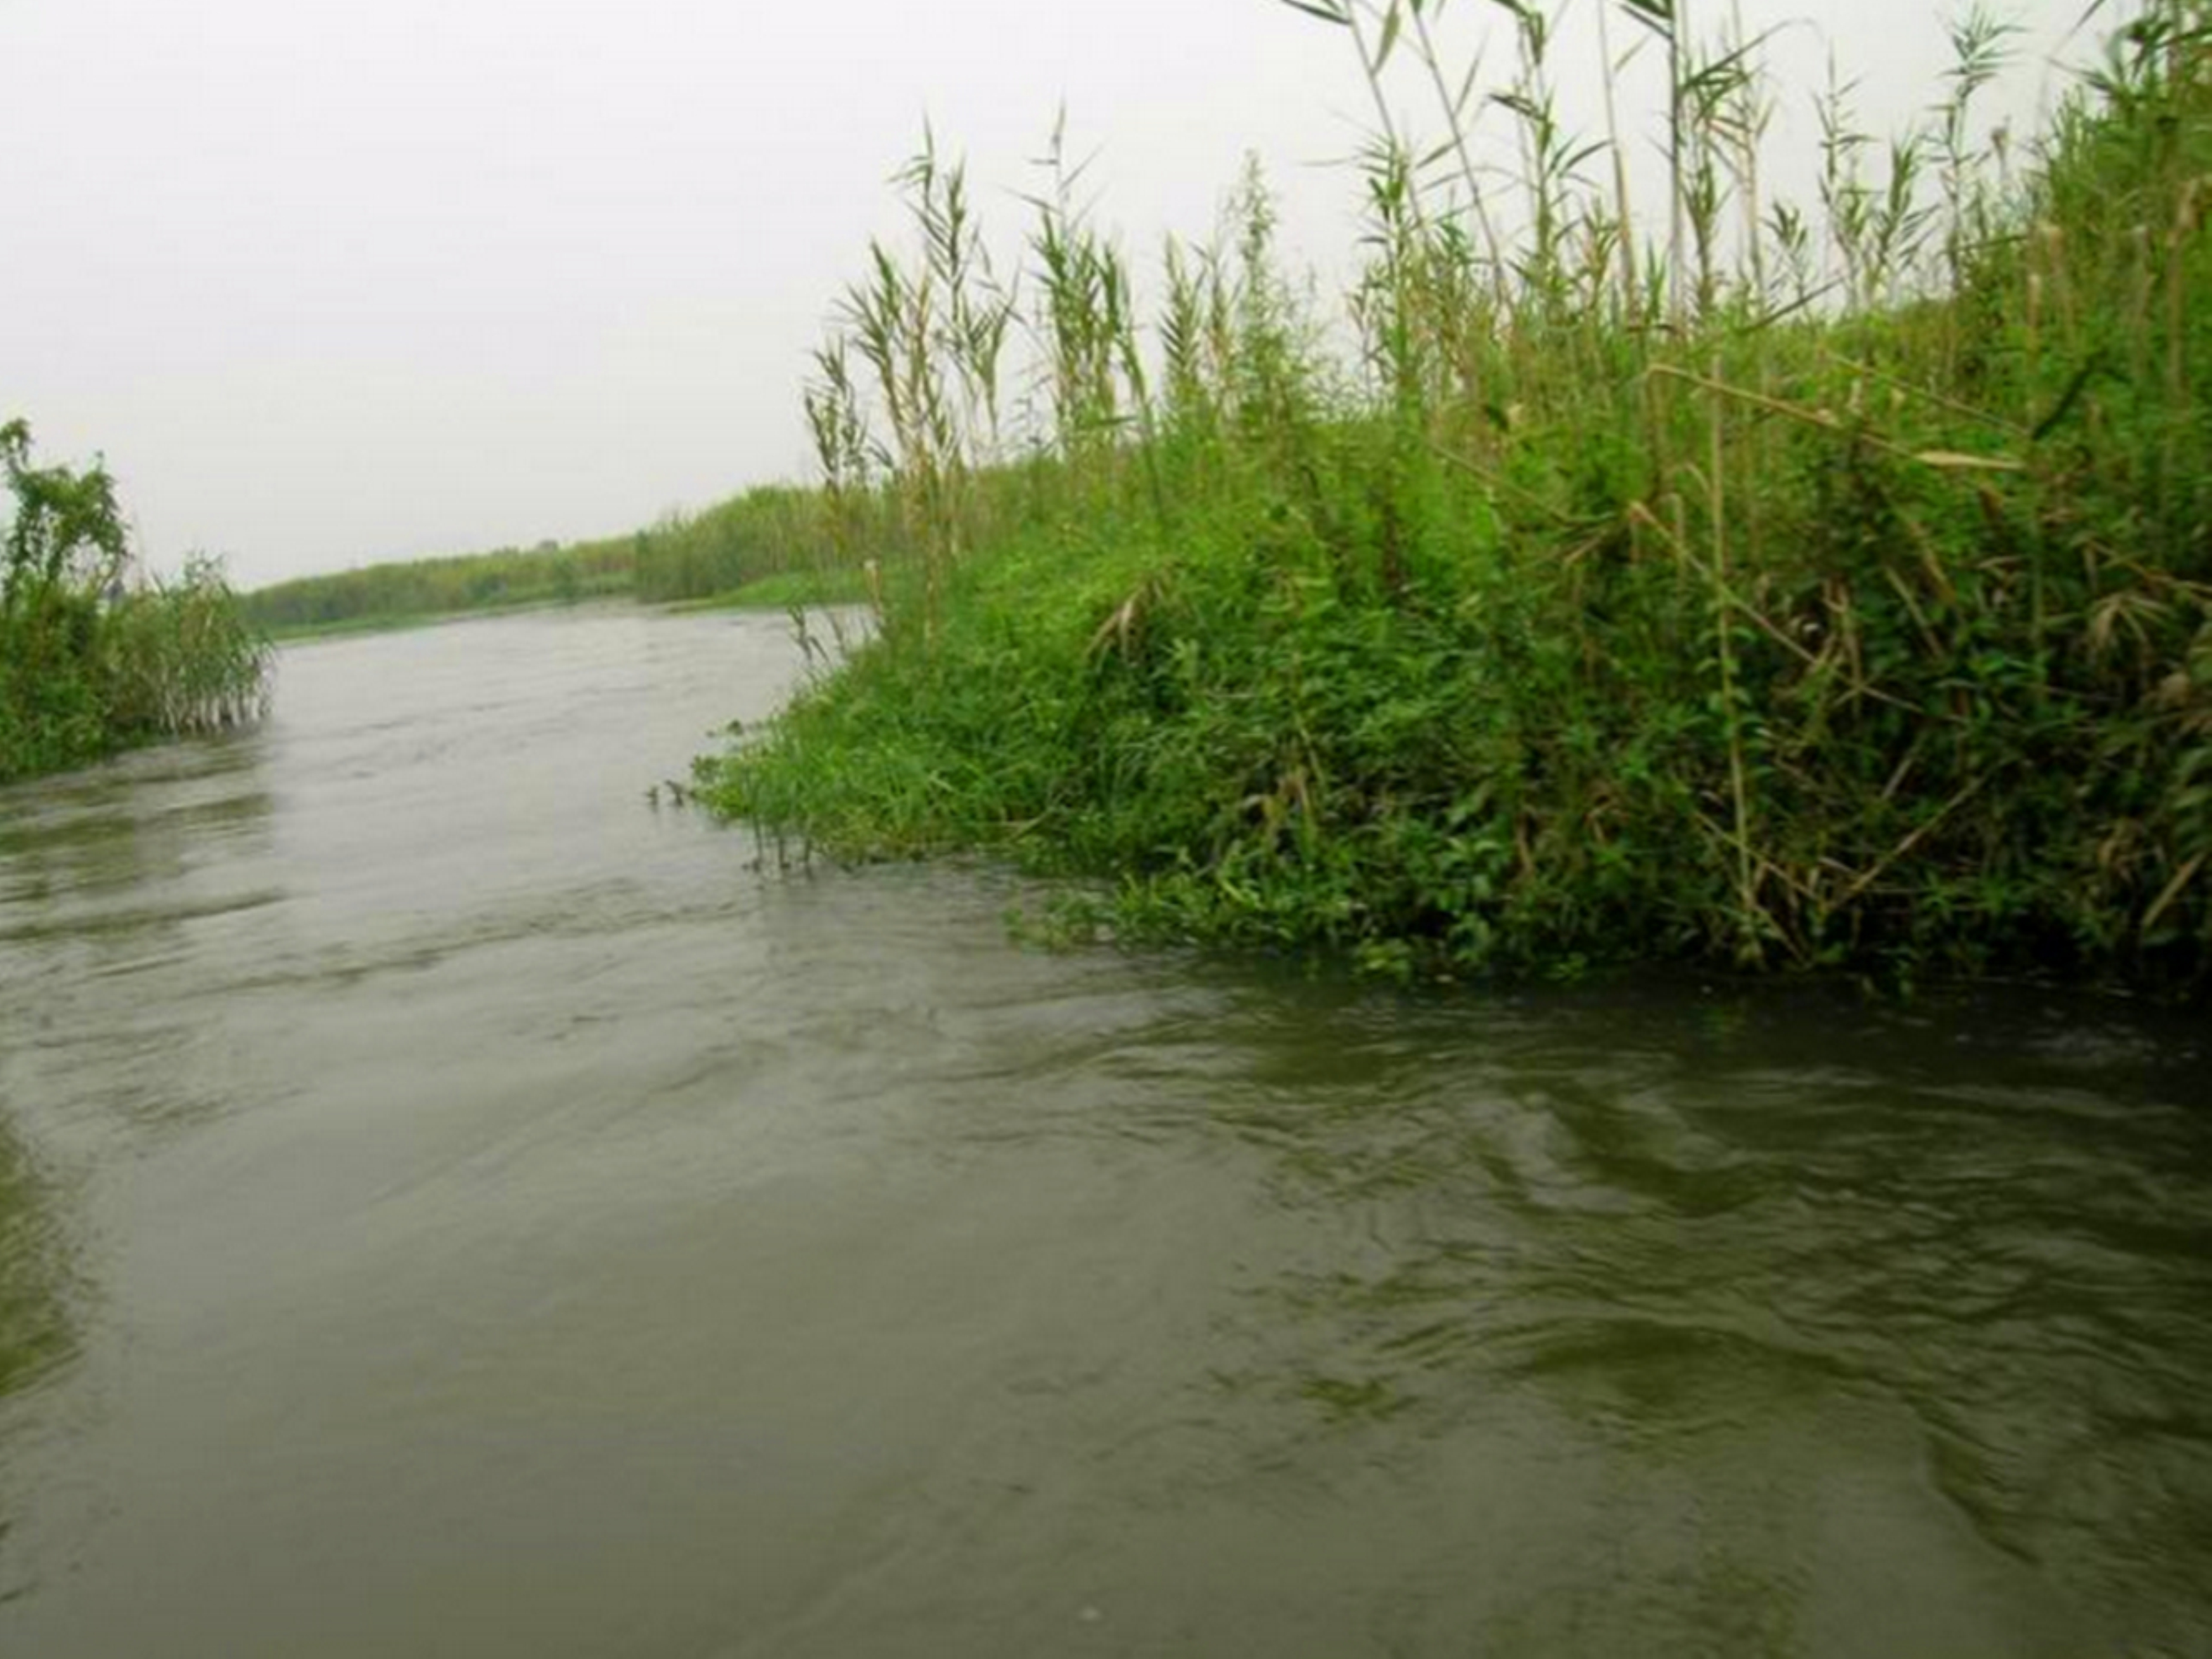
top-left (1, 608), bottom-right (2206, 1657)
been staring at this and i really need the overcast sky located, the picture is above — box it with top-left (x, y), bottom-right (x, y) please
top-left (1, 0), bottom-right (2094, 589)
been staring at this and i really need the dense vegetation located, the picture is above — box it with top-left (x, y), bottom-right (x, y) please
top-left (702, 0), bottom-right (2212, 994)
top-left (1, 422), bottom-right (269, 786)
top-left (240, 482), bottom-right (874, 637)
top-left (241, 536), bottom-right (634, 636)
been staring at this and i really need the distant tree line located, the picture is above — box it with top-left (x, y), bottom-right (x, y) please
top-left (240, 482), bottom-right (901, 634)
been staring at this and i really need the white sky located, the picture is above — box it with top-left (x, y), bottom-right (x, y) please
top-left (0, 0), bottom-right (2098, 588)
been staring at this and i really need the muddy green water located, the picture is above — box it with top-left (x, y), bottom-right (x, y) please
top-left (0, 608), bottom-right (2206, 1658)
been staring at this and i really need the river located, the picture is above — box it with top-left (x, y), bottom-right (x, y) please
top-left (0, 607), bottom-right (2206, 1657)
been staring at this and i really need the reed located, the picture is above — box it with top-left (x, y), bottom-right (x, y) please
top-left (238, 479), bottom-right (882, 638)
top-left (700, 0), bottom-right (2212, 994)
top-left (1, 422), bottom-right (272, 782)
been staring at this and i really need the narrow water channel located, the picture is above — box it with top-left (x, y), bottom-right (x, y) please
top-left (1, 608), bottom-right (2206, 1658)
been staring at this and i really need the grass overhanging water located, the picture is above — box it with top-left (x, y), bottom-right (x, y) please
top-left (1, 421), bottom-right (269, 786)
top-left (694, 0), bottom-right (2212, 997)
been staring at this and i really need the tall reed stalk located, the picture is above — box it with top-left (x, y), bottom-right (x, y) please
top-left (3, 422), bottom-right (270, 782)
top-left (706, 0), bottom-right (2212, 994)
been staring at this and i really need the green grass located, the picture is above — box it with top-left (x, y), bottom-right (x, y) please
top-left (241, 481), bottom-right (884, 638)
top-left (700, 0), bottom-right (2212, 997)
top-left (242, 543), bottom-right (634, 638)
top-left (2, 422), bottom-right (270, 785)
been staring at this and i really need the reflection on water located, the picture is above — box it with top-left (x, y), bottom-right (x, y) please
top-left (1176, 982), bottom-right (2212, 1649)
top-left (0, 607), bottom-right (2204, 1659)
top-left (0, 1114), bottom-right (75, 1405)
top-left (0, 1110), bottom-right (79, 1613)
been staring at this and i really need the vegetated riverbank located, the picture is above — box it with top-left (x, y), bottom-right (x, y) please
top-left (701, 1), bottom-right (2212, 998)
top-left (6, 609), bottom-right (2205, 1656)
top-left (239, 483), bottom-right (880, 639)
top-left (1, 421), bottom-right (269, 786)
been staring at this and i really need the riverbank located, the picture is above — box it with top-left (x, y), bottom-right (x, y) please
top-left (240, 482), bottom-right (878, 639)
top-left (701, 3), bottom-right (2212, 997)
top-left (252, 569), bottom-right (870, 646)
top-left (7, 604), bottom-right (2204, 1656)
top-left (1, 422), bottom-right (269, 786)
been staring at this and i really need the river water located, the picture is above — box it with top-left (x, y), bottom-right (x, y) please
top-left (0, 607), bottom-right (2206, 1658)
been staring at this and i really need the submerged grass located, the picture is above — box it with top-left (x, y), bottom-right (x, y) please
top-left (702, 0), bottom-right (2212, 995)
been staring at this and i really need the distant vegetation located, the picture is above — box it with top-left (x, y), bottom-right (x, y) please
top-left (1, 421), bottom-right (269, 786)
top-left (240, 482), bottom-right (880, 637)
top-left (701, 0), bottom-right (2212, 995)
top-left (243, 537), bottom-right (633, 638)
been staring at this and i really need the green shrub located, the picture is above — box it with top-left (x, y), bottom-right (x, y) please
top-left (703, 0), bottom-right (2212, 996)
top-left (1, 422), bottom-right (270, 784)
